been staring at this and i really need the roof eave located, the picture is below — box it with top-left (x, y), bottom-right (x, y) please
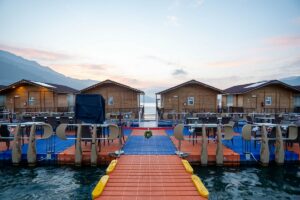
top-left (157, 80), bottom-right (223, 95)
top-left (80, 80), bottom-right (144, 94)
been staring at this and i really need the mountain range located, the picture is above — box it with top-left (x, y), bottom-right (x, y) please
top-left (280, 76), bottom-right (300, 86)
top-left (0, 50), bottom-right (98, 90)
top-left (0, 50), bottom-right (299, 101)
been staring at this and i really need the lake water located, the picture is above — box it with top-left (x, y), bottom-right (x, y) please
top-left (0, 164), bottom-right (299, 200)
top-left (143, 102), bottom-right (156, 120)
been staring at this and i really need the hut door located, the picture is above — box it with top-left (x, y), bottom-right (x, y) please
top-left (172, 96), bottom-right (179, 112)
top-left (13, 96), bottom-right (21, 112)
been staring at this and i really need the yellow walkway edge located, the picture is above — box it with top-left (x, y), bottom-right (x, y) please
top-left (92, 155), bottom-right (209, 199)
top-left (181, 159), bottom-right (210, 198)
top-left (91, 175), bottom-right (109, 200)
top-left (106, 159), bottom-right (118, 175)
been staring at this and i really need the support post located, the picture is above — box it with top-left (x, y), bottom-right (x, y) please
top-left (12, 125), bottom-right (22, 165)
top-left (178, 140), bottom-right (181, 151)
top-left (260, 125), bottom-right (269, 166)
top-left (216, 125), bottom-right (223, 165)
top-left (75, 125), bottom-right (82, 166)
top-left (201, 125), bottom-right (208, 165)
top-left (27, 124), bottom-right (37, 166)
top-left (275, 125), bottom-right (284, 165)
top-left (91, 124), bottom-right (97, 166)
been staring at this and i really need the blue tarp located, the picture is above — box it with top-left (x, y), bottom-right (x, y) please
top-left (123, 136), bottom-right (176, 155)
top-left (75, 94), bottom-right (105, 123)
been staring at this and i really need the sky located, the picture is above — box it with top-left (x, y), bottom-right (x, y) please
top-left (0, 0), bottom-right (300, 96)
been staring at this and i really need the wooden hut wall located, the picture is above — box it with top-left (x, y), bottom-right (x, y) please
top-left (223, 84), bottom-right (296, 113)
top-left (81, 83), bottom-right (139, 112)
top-left (1, 84), bottom-right (70, 112)
top-left (242, 85), bottom-right (293, 113)
top-left (161, 84), bottom-right (218, 112)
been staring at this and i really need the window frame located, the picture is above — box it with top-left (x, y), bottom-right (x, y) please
top-left (294, 96), bottom-right (300, 107)
top-left (28, 96), bottom-right (35, 106)
top-left (187, 96), bottom-right (194, 106)
top-left (227, 95), bottom-right (233, 106)
top-left (265, 96), bottom-right (272, 106)
top-left (108, 96), bottom-right (114, 106)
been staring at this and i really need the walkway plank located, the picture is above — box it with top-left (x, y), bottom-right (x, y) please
top-left (96, 155), bottom-right (206, 200)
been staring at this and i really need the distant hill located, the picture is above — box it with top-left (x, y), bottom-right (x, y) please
top-left (280, 76), bottom-right (300, 86)
top-left (144, 95), bottom-right (156, 103)
top-left (0, 50), bottom-right (156, 102)
top-left (0, 50), bottom-right (98, 90)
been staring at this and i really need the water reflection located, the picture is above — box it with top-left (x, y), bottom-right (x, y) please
top-left (0, 165), bottom-right (106, 200)
top-left (194, 165), bottom-right (300, 200)
top-left (0, 165), bottom-right (299, 200)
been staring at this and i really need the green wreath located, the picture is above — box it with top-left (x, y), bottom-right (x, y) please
top-left (144, 130), bottom-right (152, 139)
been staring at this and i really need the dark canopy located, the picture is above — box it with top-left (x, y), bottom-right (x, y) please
top-left (75, 94), bottom-right (105, 123)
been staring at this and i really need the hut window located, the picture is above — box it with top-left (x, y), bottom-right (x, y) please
top-left (294, 96), bottom-right (300, 107)
top-left (67, 94), bottom-right (75, 106)
top-left (108, 96), bottom-right (114, 105)
top-left (28, 97), bottom-right (35, 106)
top-left (265, 97), bottom-right (272, 106)
top-left (227, 95), bottom-right (233, 106)
top-left (187, 97), bottom-right (194, 105)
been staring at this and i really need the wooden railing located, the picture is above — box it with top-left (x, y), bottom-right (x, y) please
top-left (222, 106), bottom-right (296, 114)
top-left (158, 108), bottom-right (217, 114)
top-left (13, 107), bottom-right (74, 113)
top-left (105, 106), bottom-right (144, 119)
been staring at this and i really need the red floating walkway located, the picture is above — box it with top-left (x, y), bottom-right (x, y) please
top-left (170, 136), bottom-right (240, 165)
top-left (58, 139), bottom-right (124, 165)
top-left (131, 129), bottom-right (167, 136)
top-left (96, 155), bottom-right (207, 200)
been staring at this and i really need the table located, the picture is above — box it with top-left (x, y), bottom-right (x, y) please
top-left (186, 117), bottom-right (198, 124)
top-left (254, 117), bottom-right (275, 123)
top-left (185, 124), bottom-right (218, 145)
top-left (251, 123), bottom-right (289, 148)
top-left (186, 123), bottom-right (218, 128)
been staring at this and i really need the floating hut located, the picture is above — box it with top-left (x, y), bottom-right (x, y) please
top-left (80, 79), bottom-right (144, 119)
top-left (156, 80), bottom-right (223, 118)
top-left (0, 85), bottom-right (6, 109)
top-left (0, 79), bottom-right (78, 113)
top-left (222, 80), bottom-right (300, 113)
top-left (294, 85), bottom-right (300, 113)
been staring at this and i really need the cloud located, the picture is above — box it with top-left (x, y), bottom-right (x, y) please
top-left (0, 44), bottom-right (72, 61)
top-left (272, 56), bottom-right (300, 78)
top-left (207, 59), bottom-right (250, 68)
top-left (172, 68), bottom-right (187, 76)
top-left (199, 75), bottom-right (255, 89)
top-left (207, 57), bottom-right (269, 68)
top-left (79, 64), bottom-right (113, 71)
top-left (265, 35), bottom-right (300, 47)
top-left (168, 0), bottom-right (205, 10)
top-left (194, 0), bottom-right (205, 7)
top-left (144, 55), bottom-right (186, 69)
top-left (51, 63), bottom-right (113, 71)
top-left (166, 15), bottom-right (180, 26)
top-left (291, 17), bottom-right (300, 25)
top-left (144, 55), bottom-right (178, 66)
top-left (103, 75), bottom-right (149, 89)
